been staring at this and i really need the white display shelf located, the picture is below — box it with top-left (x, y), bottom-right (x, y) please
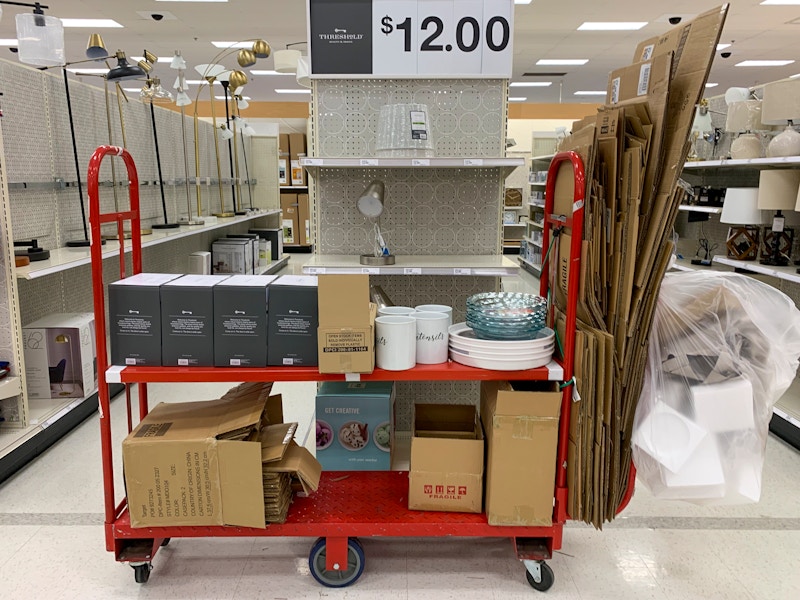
top-left (670, 258), bottom-right (702, 272)
top-left (529, 181), bottom-right (547, 187)
top-left (257, 255), bottom-right (290, 275)
top-left (713, 256), bottom-right (800, 284)
top-left (519, 256), bottom-right (542, 273)
top-left (529, 221), bottom-right (544, 230)
top-left (0, 377), bottom-right (22, 401)
top-left (531, 154), bottom-right (555, 162)
top-left (678, 205), bottom-right (723, 214)
top-left (279, 186), bottom-right (308, 190)
top-left (15, 210), bottom-right (280, 280)
top-left (524, 236), bottom-right (543, 248)
top-left (775, 380), bottom-right (800, 429)
top-left (300, 157), bottom-right (524, 178)
top-left (303, 255), bottom-right (520, 276)
top-left (503, 205), bottom-right (525, 210)
top-left (683, 156), bottom-right (800, 170)
top-left (503, 222), bottom-right (526, 228)
top-left (528, 201), bottom-right (545, 208)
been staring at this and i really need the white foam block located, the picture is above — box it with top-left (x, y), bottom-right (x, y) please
top-left (663, 435), bottom-right (726, 488)
top-left (690, 377), bottom-right (755, 433)
top-left (632, 402), bottom-right (709, 473)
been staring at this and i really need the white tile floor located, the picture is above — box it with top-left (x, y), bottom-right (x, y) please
top-left (1, 256), bottom-right (799, 599)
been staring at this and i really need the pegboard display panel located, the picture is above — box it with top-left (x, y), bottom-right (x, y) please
top-left (315, 167), bottom-right (503, 256)
top-left (249, 137), bottom-right (280, 211)
top-left (394, 381), bottom-right (480, 432)
top-left (314, 79), bottom-right (506, 158)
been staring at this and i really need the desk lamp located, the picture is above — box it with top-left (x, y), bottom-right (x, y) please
top-left (358, 180), bottom-right (395, 266)
top-left (720, 188), bottom-right (766, 260)
top-left (757, 170), bottom-right (800, 266)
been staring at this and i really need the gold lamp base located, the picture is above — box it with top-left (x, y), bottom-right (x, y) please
top-left (102, 228), bottom-right (153, 241)
top-left (212, 212), bottom-right (236, 218)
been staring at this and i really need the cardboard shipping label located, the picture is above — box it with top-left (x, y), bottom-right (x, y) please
top-left (321, 331), bottom-right (370, 353)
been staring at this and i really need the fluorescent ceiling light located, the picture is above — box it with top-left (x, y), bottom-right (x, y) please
top-left (211, 41), bottom-right (253, 49)
top-left (536, 59), bottom-right (588, 66)
top-left (735, 60), bottom-right (795, 67)
top-left (131, 57), bottom-right (173, 64)
top-left (0, 39), bottom-right (18, 46)
top-left (61, 19), bottom-right (123, 28)
top-left (123, 88), bottom-right (142, 92)
top-left (574, 91), bottom-right (606, 96)
top-left (578, 22), bottom-right (647, 31)
top-left (508, 97), bottom-right (528, 102)
top-left (250, 70), bottom-right (294, 76)
top-left (509, 82), bottom-right (553, 87)
top-left (514, 0), bottom-right (533, 4)
top-left (705, 83), bottom-right (719, 88)
top-left (717, 43), bottom-right (731, 51)
top-left (67, 68), bottom-right (108, 74)
top-left (791, 73), bottom-right (800, 79)
top-left (275, 89), bottom-right (312, 94)
top-left (185, 79), bottom-right (221, 85)
top-left (760, 1), bottom-right (800, 5)
top-left (215, 95), bottom-right (250, 100)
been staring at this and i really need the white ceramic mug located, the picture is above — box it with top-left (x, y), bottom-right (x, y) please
top-left (413, 312), bottom-right (450, 364)
top-left (415, 304), bottom-right (453, 327)
top-left (378, 306), bottom-right (417, 317)
top-left (375, 315), bottom-right (416, 370)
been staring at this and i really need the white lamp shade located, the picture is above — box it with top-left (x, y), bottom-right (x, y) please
top-left (243, 125), bottom-right (256, 136)
top-left (296, 55), bottom-right (311, 88)
top-left (720, 189), bottom-right (766, 224)
top-left (691, 108), bottom-right (714, 134)
top-left (274, 48), bottom-right (301, 73)
top-left (175, 90), bottom-right (192, 107)
top-left (757, 170), bottom-right (800, 211)
top-left (761, 79), bottom-right (800, 126)
top-left (195, 63), bottom-right (226, 79)
top-left (15, 13), bottom-right (65, 67)
top-left (170, 52), bottom-right (186, 70)
top-left (725, 87), bottom-right (750, 106)
top-left (236, 96), bottom-right (249, 110)
top-left (726, 101), bottom-right (762, 133)
top-left (219, 125), bottom-right (234, 140)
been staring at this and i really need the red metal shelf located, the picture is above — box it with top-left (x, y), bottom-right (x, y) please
top-left (112, 471), bottom-right (561, 540)
top-left (106, 361), bottom-right (563, 384)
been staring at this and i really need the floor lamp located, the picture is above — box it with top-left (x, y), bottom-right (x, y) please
top-left (218, 74), bottom-right (243, 214)
top-left (141, 78), bottom-right (179, 229)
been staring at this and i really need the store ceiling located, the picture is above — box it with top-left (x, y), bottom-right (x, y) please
top-left (0, 1), bottom-right (798, 104)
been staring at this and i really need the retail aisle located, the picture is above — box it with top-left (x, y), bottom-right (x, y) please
top-left (0, 259), bottom-right (798, 599)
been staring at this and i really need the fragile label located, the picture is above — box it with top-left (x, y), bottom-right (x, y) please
top-left (422, 483), bottom-right (469, 500)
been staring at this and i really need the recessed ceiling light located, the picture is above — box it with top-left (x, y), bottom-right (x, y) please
top-left (0, 39), bottom-right (18, 46)
top-left (216, 95), bottom-right (250, 100)
top-left (275, 89), bottom-right (312, 94)
top-left (705, 83), bottom-right (719, 88)
top-left (508, 97), bottom-right (528, 102)
top-left (212, 41), bottom-right (254, 49)
top-left (717, 43), bottom-right (731, 51)
top-left (760, 1), bottom-right (800, 5)
top-left (67, 68), bottom-right (108, 74)
top-left (735, 60), bottom-right (795, 67)
top-left (510, 82), bottom-right (553, 87)
top-left (574, 91), bottom-right (606, 96)
top-left (250, 70), bottom-right (294, 76)
top-left (536, 59), bottom-right (588, 66)
top-left (61, 19), bottom-right (123, 28)
top-left (578, 22), bottom-right (648, 31)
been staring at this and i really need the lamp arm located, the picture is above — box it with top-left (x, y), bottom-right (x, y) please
top-left (0, 1), bottom-right (50, 8)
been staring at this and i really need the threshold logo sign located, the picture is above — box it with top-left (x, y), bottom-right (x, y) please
top-left (309, 0), bottom-right (373, 75)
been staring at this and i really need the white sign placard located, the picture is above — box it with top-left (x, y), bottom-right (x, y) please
top-left (309, 0), bottom-right (514, 78)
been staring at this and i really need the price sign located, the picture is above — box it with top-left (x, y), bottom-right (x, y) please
top-left (309, 0), bottom-right (514, 78)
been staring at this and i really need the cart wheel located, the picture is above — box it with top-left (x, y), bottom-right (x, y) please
top-left (308, 538), bottom-right (365, 588)
top-left (132, 563), bottom-right (152, 584)
top-left (525, 561), bottom-right (554, 592)
top-left (160, 538), bottom-right (171, 547)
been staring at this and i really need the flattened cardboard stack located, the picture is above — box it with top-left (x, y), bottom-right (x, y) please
top-left (549, 6), bottom-right (729, 527)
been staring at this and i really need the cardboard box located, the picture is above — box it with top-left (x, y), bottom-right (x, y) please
top-left (226, 234), bottom-right (260, 274)
top-left (212, 238), bottom-right (252, 275)
top-left (289, 133), bottom-right (306, 186)
top-left (280, 194), bottom-right (299, 245)
top-left (109, 273), bottom-right (183, 366)
top-left (317, 274), bottom-right (375, 374)
top-left (123, 383), bottom-right (321, 528)
top-left (297, 193), bottom-right (311, 246)
top-left (250, 228), bottom-right (284, 263)
top-left (161, 275), bottom-right (229, 366)
top-left (278, 133), bottom-right (290, 186)
top-left (315, 381), bottom-right (395, 471)
top-left (267, 275), bottom-right (319, 366)
top-left (22, 313), bottom-right (97, 399)
top-left (408, 404), bottom-right (484, 513)
top-left (480, 381), bottom-right (561, 526)
top-left (213, 275), bottom-right (278, 367)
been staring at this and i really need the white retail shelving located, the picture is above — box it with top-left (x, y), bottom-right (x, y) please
top-left (303, 255), bottom-right (520, 277)
top-left (713, 256), bottom-right (800, 285)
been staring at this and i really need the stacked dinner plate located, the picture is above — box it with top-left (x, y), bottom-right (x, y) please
top-left (448, 323), bottom-right (555, 371)
top-left (465, 292), bottom-right (547, 341)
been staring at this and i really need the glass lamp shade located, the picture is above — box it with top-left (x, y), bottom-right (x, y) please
top-left (15, 13), bottom-right (65, 67)
top-left (720, 189), bottom-right (766, 225)
top-left (296, 55), bottom-right (311, 88)
top-left (757, 170), bottom-right (800, 211)
top-left (243, 124), bottom-right (257, 136)
top-left (175, 90), bottom-right (192, 107)
top-left (141, 81), bottom-right (174, 104)
top-left (274, 48), bottom-right (300, 73)
top-left (170, 51), bottom-right (187, 70)
top-left (691, 108), bottom-right (714, 135)
top-left (236, 96), bottom-right (249, 110)
top-left (219, 125), bottom-right (234, 140)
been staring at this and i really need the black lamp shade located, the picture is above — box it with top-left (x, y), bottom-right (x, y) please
top-left (107, 56), bottom-right (146, 81)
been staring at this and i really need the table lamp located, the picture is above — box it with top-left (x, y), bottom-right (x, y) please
top-left (761, 79), bottom-right (800, 158)
top-left (720, 188), bottom-right (766, 260)
top-left (757, 170), bottom-right (800, 266)
top-left (690, 100), bottom-right (715, 160)
top-left (726, 101), bottom-right (763, 159)
top-left (357, 180), bottom-right (395, 266)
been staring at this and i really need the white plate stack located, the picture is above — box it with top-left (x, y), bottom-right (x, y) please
top-left (448, 323), bottom-right (556, 371)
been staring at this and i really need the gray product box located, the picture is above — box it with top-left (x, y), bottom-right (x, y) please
top-left (267, 275), bottom-right (319, 366)
top-left (249, 228), bottom-right (284, 262)
top-left (212, 238), bottom-right (252, 274)
top-left (213, 275), bottom-right (278, 367)
top-left (226, 234), bottom-right (260, 274)
top-left (109, 273), bottom-right (183, 366)
top-left (161, 275), bottom-right (230, 366)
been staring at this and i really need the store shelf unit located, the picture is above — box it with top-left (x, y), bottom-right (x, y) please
top-left (303, 255), bottom-right (520, 277)
top-left (90, 145), bottom-right (615, 590)
top-left (519, 154), bottom-right (553, 277)
top-left (677, 205), bottom-right (723, 214)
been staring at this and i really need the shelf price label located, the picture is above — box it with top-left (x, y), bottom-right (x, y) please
top-left (309, 0), bottom-right (514, 78)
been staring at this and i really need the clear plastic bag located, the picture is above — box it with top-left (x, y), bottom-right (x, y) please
top-left (633, 271), bottom-right (800, 504)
